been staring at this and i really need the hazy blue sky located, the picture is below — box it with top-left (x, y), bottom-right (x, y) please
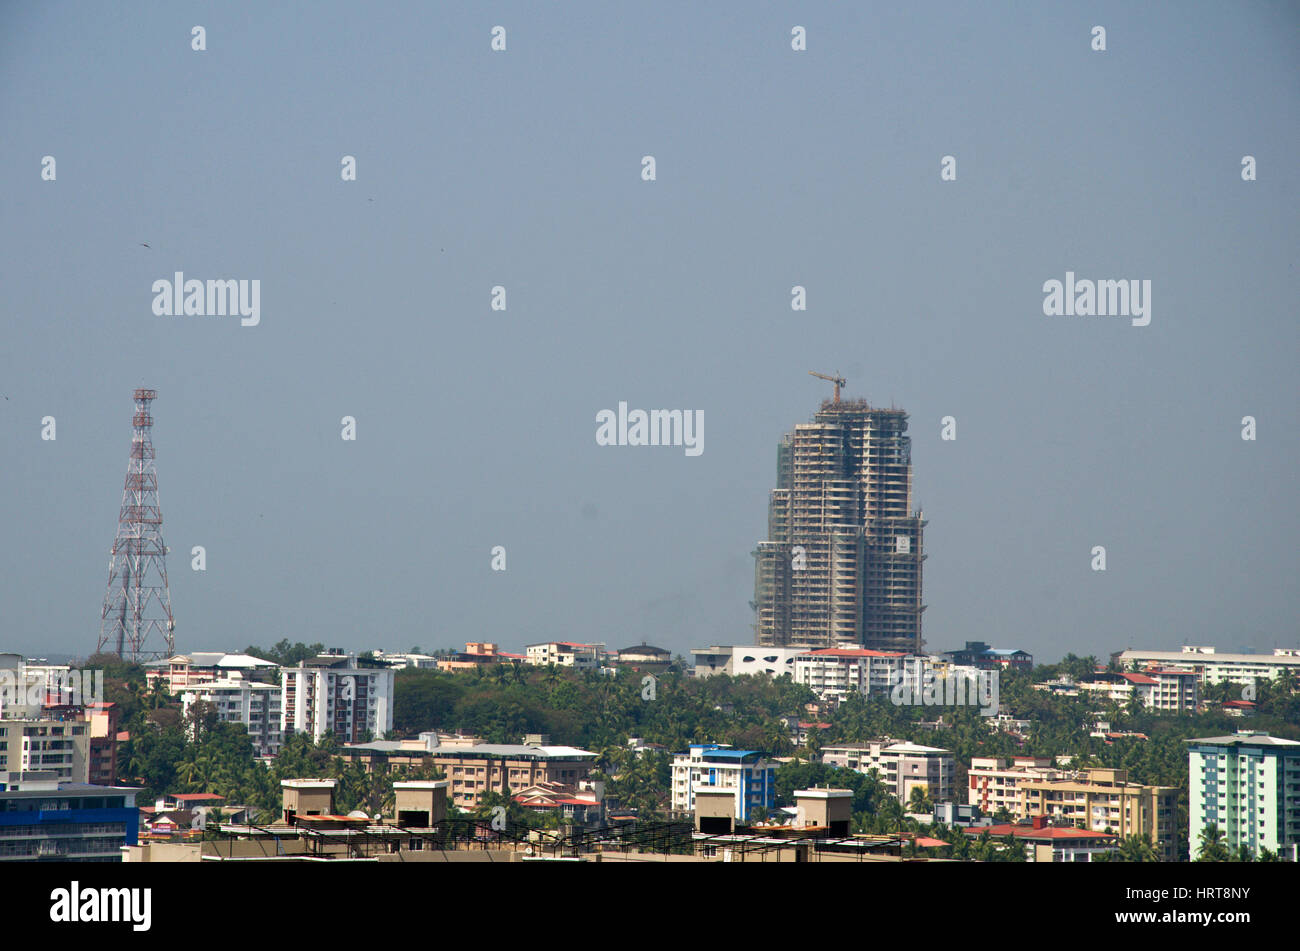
top-left (2, 2), bottom-right (1296, 664)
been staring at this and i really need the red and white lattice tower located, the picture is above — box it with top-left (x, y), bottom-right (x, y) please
top-left (97, 388), bottom-right (176, 661)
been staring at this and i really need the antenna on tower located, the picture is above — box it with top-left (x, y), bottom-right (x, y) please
top-left (97, 387), bottom-right (176, 662)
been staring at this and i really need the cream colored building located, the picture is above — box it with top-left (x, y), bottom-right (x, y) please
top-left (0, 718), bottom-right (89, 782)
top-left (1018, 768), bottom-right (1178, 861)
top-left (967, 756), bottom-right (1074, 816)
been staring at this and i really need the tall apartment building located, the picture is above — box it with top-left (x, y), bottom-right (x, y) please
top-left (822, 740), bottom-right (955, 803)
top-left (281, 652), bottom-right (394, 744)
top-left (1017, 767), bottom-right (1179, 862)
top-left (754, 398), bottom-right (925, 652)
top-left (86, 702), bottom-right (120, 786)
top-left (671, 744), bottom-right (776, 821)
top-left (181, 675), bottom-right (283, 756)
top-left (1186, 731), bottom-right (1300, 860)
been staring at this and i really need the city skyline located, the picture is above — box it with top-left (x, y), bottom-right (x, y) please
top-left (1, 2), bottom-right (1296, 666)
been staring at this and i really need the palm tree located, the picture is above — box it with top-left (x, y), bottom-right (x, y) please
top-left (176, 758), bottom-right (201, 790)
top-left (907, 786), bottom-right (933, 815)
top-left (1117, 834), bottom-right (1158, 862)
top-left (1196, 824), bottom-right (1230, 862)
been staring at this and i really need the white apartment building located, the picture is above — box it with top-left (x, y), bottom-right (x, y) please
top-left (1072, 670), bottom-right (1198, 713)
top-left (145, 652), bottom-right (280, 693)
top-left (822, 740), bottom-right (955, 803)
top-left (281, 653), bottom-right (395, 744)
top-left (370, 650), bottom-right (438, 669)
top-left (689, 645), bottom-right (803, 679)
top-left (968, 756), bottom-right (1074, 815)
top-left (524, 641), bottom-right (603, 669)
top-left (181, 674), bottom-right (283, 756)
top-left (792, 648), bottom-right (916, 703)
top-left (1187, 731), bottom-right (1300, 860)
top-left (670, 744), bottom-right (777, 821)
top-left (1113, 645), bottom-right (1300, 689)
top-left (730, 646), bottom-right (802, 679)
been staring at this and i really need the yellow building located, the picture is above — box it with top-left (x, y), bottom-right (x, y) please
top-left (1018, 768), bottom-right (1178, 861)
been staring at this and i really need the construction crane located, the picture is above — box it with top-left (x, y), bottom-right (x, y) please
top-left (809, 370), bottom-right (846, 404)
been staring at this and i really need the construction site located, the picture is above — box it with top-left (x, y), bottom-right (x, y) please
top-left (753, 373), bottom-right (927, 653)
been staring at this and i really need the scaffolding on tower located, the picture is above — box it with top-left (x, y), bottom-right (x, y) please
top-left (97, 388), bottom-right (176, 662)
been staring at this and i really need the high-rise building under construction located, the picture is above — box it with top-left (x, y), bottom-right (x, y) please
top-left (753, 391), bottom-right (926, 653)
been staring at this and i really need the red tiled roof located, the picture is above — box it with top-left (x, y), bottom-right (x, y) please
top-left (913, 836), bottom-right (948, 848)
top-left (806, 648), bottom-right (907, 658)
top-left (969, 823), bottom-right (1115, 841)
top-left (1119, 673), bottom-right (1157, 685)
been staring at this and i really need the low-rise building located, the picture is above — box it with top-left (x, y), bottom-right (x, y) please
top-left (513, 779), bottom-right (605, 828)
top-left (145, 652), bottom-right (280, 693)
top-left (525, 642), bottom-right (603, 669)
top-left (1112, 645), bottom-right (1300, 689)
top-left (688, 645), bottom-right (803, 679)
top-left (615, 644), bottom-right (672, 670)
top-left (339, 738), bottom-right (437, 772)
top-left (940, 641), bottom-right (1033, 671)
top-left (371, 650), bottom-right (439, 670)
top-left (965, 818), bottom-right (1118, 862)
top-left (435, 643), bottom-right (525, 672)
top-left (432, 742), bottom-right (597, 809)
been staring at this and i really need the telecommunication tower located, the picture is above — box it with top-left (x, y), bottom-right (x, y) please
top-left (97, 388), bottom-right (176, 661)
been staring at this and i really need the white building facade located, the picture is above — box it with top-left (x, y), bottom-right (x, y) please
top-left (181, 675), bottom-right (283, 756)
top-left (822, 740), bottom-right (955, 803)
top-left (281, 654), bottom-right (395, 744)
